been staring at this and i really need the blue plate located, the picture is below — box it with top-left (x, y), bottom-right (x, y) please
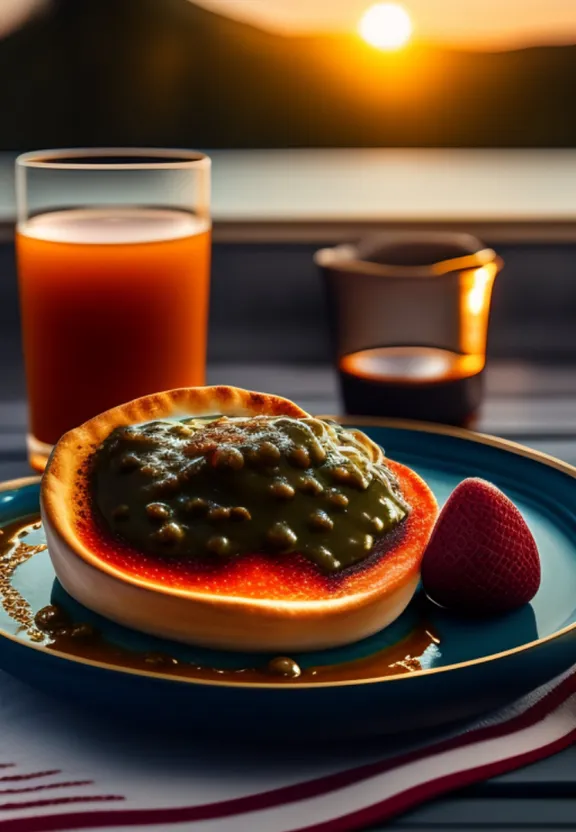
top-left (1, 421), bottom-right (576, 742)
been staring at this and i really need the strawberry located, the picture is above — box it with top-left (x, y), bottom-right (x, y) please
top-left (421, 478), bottom-right (541, 615)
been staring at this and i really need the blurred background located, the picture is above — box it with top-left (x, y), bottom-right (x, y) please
top-left (0, 0), bottom-right (575, 417)
top-left (2, 0), bottom-right (576, 147)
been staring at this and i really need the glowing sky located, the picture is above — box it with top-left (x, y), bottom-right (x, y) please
top-left (0, 0), bottom-right (47, 37)
top-left (194, 0), bottom-right (576, 49)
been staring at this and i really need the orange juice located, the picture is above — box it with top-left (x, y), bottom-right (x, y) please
top-left (17, 208), bottom-right (211, 457)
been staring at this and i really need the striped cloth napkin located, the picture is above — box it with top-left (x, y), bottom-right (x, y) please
top-left (0, 666), bottom-right (574, 832)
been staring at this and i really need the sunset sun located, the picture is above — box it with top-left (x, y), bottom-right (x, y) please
top-left (359, 3), bottom-right (413, 51)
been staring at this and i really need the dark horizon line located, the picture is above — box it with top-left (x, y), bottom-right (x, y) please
top-left (285, 31), bottom-right (576, 55)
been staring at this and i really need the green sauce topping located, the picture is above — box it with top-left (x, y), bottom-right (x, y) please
top-left (91, 416), bottom-right (410, 574)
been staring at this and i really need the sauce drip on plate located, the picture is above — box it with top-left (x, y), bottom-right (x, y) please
top-left (0, 518), bottom-right (440, 684)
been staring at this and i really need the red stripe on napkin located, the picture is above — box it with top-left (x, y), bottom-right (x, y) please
top-left (0, 774), bottom-right (60, 784)
top-left (0, 672), bottom-right (574, 832)
top-left (0, 783), bottom-right (93, 796)
top-left (293, 730), bottom-right (576, 832)
top-left (0, 796), bottom-right (125, 813)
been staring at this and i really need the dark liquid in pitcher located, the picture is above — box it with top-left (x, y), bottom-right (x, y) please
top-left (339, 346), bottom-right (484, 428)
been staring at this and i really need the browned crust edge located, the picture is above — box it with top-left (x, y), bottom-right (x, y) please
top-left (40, 385), bottom-right (427, 615)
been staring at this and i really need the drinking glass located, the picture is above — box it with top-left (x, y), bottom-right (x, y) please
top-left (316, 232), bottom-right (502, 427)
top-left (16, 148), bottom-right (211, 471)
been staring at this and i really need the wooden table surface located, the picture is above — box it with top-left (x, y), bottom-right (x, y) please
top-left (0, 360), bottom-right (575, 831)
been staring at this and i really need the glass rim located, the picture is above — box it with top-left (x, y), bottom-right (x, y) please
top-left (15, 148), bottom-right (211, 171)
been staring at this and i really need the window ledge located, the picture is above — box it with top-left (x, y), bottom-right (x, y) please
top-left (2, 149), bottom-right (576, 243)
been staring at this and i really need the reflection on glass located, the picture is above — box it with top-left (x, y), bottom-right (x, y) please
top-left (316, 233), bottom-right (502, 427)
top-left (16, 149), bottom-right (211, 471)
